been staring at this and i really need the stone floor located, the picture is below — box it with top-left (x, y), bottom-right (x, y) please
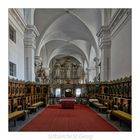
top-left (9, 105), bottom-right (131, 132)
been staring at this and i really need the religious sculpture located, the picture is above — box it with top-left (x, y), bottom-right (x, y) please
top-left (35, 59), bottom-right (49, 84)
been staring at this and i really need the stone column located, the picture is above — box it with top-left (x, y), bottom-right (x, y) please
top-left (97, 26), bottom-right (111, 81)
top-left (24, 25), bottom-right (39, 81)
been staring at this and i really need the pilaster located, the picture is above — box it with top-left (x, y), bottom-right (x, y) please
top-left (24, 25), bottom-right (39, 81)
top-left (97, 26), bottom-right (111, 81)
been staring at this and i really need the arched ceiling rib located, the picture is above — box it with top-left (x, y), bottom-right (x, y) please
top-left (34, 9), bottom-right (66, 44)
top-left (41, 41), bottom-right (89, 67)
top-left (36, 12), bottom-right (97, 56)
top-left (39, 40), bottom-right (89, 62)
top-left (48, 54), bottom-right (83, 68)
top-left (50, 55), bottom-right (81, 66)
top-left (34, 9), bottom-right (101, 69)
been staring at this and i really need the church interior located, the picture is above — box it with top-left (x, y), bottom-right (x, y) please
top-left (8, 8), bottom-right (131, 131)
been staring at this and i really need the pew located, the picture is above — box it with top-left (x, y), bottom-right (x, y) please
top-left (111, 110), bottom-right (131, 125)
top-left (9, 111), bottom-right (26, 126)
top-left (27, 106), bottom-right (37, 113)
top-left (32, 101), bottom-right (44, 108)
top-left (92, 102), bottom-right (103, 109)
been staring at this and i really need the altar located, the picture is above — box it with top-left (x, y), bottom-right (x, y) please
top-left (59, 98), bottom-right (76, 109)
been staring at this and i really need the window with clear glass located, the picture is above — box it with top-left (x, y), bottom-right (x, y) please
top-left (76, 88), bottom-right (81, 97)
top-left (55, 88), bottom-right (61, 97)
top-left (9, 25), bottom-right (16, 43)
top-left (9, 61), bottom-right (16, 77)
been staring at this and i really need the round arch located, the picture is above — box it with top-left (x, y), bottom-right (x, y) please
top-left (46, 45), bottom-right (89, 68)
top-left (34, 9), bottom-right (98, 56)
top-left (38, 39), bottom-right (89, 67)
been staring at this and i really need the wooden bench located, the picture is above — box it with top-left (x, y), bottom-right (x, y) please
top-left (92, 102), bottom-right (103, 109)
top-left (99, 106), bottom-right (108, 113)
top-left (111, 110), bottom-right (131, 125)
top-left (17, 105), bottom-right (22, 110)
top-left (32, 101), bottom-right (44, 108)
top-left (9, 111), bottom-right (26, 126)
top-left (27, 106), bottom-right (37, 113)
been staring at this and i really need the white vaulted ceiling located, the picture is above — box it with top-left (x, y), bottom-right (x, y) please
top-left (34, 9), bottom-right (101, 68)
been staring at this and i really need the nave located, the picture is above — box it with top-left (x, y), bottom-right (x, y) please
top-left (8, 8), bottom-right (132, 132)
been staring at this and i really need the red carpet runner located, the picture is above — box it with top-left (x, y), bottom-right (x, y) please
top-left (20, 104), bottom-right (118, 131)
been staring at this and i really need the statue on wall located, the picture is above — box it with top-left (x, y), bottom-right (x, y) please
top-left (35, 59), bottom-right (49, 84)
top-left (35, 58), bottom-right (42, 77)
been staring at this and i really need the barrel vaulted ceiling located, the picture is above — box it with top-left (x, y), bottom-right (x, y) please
top-left (34, 9), bottom-right (102, 68)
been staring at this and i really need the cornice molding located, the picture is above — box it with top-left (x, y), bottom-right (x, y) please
top-left (96, 26), bottom-right (111, 49)
top-left (9, 8), bottom-right (27, 32)
top-left (109, 9), bottom-right (131, 38)
top-left (24, 25), bottom-right (40, 49)
top-left (96, 9), bottom-right (131, 46)
top-left (96, 26), bottom-right (110, 38)
top-left (25, 25), bottom-right (40, 37)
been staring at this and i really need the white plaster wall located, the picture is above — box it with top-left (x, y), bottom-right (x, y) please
top-left (8, 20), bottom-right (25, 80)
top-left (111, 19), bottom-right (131, 80)
top-left (24, 47), bottom-right (35, 81)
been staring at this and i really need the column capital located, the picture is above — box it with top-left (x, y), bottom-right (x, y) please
top-left (96, 26), bottom-right (110, 38)
top-left (35, 56), bottom-right (42, 61)
top-left (97, 26), bottom-right (111, 49)
top-left (25, 25), bottom-right (40, 36)
top-left (24, 25), bottom-right (40, 49)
